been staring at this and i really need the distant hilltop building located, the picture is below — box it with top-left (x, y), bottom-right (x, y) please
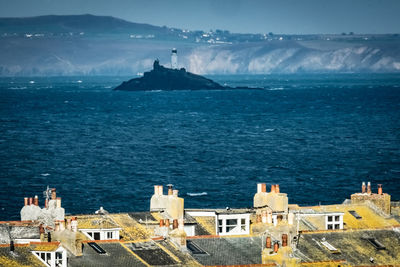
top-left (171, 48), bottom-right (178, 69)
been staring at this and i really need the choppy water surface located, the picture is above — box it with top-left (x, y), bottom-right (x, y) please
top-left (1, 74), bottom-right (399, 220)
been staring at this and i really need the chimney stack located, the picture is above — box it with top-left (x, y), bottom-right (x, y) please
top-left (167, 184), bottom-right (173, 195)
top-left (271, 184), bottom-right (276, 193)
top-left (24, 197), bottom-right (28, 206)
top-left (51, 188), bottom-right (56, 200)
top-left (34, 195), bottom-right (39, 206)
top-left (367, 182), bottom-right (371, 194)
top-left (266, 236), bottom-right (272, 248)
top-left (378, 184), bottom-right (383, 195)
top-left (282, 234), bottom-right (288, 247)
top-left (273, 242), bottom-right (279, 253)
top-left (173, 219), bottom-right (178, 229)
top-left (362, 182), bottom-right (366, 193)
top-left (275, 184), bottom-right (280, 193)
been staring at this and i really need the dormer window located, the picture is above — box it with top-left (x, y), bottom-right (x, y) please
top-left (325, 214), bottom-right (343, 230)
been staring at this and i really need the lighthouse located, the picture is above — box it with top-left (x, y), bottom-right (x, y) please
top-left (171, 48), bottom-right (178, 69)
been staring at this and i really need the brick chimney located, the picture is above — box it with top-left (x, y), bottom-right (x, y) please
top-left (362, 182), bottom-right (366, 193)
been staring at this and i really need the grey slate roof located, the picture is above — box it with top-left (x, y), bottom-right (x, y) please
top-left (295, 229), bottom-right (400, 265)
top-left (0, 224), bottom-right (40, 244)
top-left (187, 236), bottom-right (263, 266)
top-left (68, 242), bottom-right (147, 267)
top-left (127, 241), bottom-right (177, 266)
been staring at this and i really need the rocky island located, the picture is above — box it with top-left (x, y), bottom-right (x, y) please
top-left (114, 60), bottom-right (259, 91)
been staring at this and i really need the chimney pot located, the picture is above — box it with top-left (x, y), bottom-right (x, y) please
top-left (261, 210), bottom-right (267, 224)
top-left (367, 182), bottom-right (371, 194)
top-left (271, 184), bottom-right (276, 193)
top-left (378, 184), bottom-right (383, 195)
top-left (34, 195), bottom-right (39, 206)
top-left (273, 242), bottom-right (279, 253)
top-left (159, 219), bottom-right (165, 227)
top-left (257, 183), bottom-right (262, 193)
top-left (24, 197), bottom-right (28, 206)
top-left (51, 188), bottom-right (56, 200)
top-left (256, 214), bottom-right (262, 223)
top-left (266, 236), bottom-right (272, 248)
top-left (282, 234), bottom-right (288, 247)
top-left (275, 184), bottom-right (280, 193)
top-left (261, 183), bottom-right (266, 193)
top-left (154, 185), bottom-right (159, 195)
top-left (165, 219), bottom-right (170, 227)
top-left (173, 190), bottom-right (178, 197)
top-left (167, 184), bottom-right (173, 195)
top-left (29, 197), bottom-right (33, 205)
top-left (158, 185), bottom-right (163, 195)
top-left (66, 218), bottom-right (72, 231)
top-left (173, 219), bottom-right (178, 229)
top-left (362, 182), bottom-right (366, 193)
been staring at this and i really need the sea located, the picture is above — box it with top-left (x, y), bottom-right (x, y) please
top-left (1, 74), bottom-right (399, 220)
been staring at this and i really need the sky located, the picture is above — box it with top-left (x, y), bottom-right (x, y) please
top-left (0, 0), bottom-right (399, 34)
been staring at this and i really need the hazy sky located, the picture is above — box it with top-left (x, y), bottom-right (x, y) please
top-left (0, 0), bottom-right (399, 34)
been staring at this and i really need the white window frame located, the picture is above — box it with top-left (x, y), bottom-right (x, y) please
top-left (216, 214), bottom-right (250, 236)
top-left (80, 229), bottom-right (120, 240)
top-left (325, 214), bottom-right (343, 230)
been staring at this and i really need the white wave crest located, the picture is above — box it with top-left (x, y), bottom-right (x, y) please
top-left (187, 192), bottom-right (208, 196)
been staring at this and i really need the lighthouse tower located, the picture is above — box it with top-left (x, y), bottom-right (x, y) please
top-left (171, 48), bottom-right (178, 69)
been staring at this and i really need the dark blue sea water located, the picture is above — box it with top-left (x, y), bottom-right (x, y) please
top-left (1, 74), bottom-right (400, 220)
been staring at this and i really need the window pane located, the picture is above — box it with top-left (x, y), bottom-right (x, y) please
top-left (94, 232), bottom-right (100, 240)
top-left (218, 227), bottom-right (223, 233)
top-left (226, 219), bottom-right (237, 226)
top-left (327, 224), bottom-right (333, 229)
top-left (335, 224), bottom-right (340, 229)
top-left (335, 215), bottom-right (340, 221)
top-left (241, 218), bottom-right (246, 225)
top-left (226, 226), bottom-right (236, 232)
top-left (327, 216), bottom-right (332, 222)
top-left (218, 219), bottom-right (223, 226)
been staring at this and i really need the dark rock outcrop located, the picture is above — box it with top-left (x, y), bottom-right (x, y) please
top-left (114, 60), bottom-right (227, 91)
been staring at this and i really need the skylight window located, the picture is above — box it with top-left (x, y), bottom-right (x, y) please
top-left (187, 240), bottom-right (207, 255)
top-left (88, 242), bottom-right (106, 254)
top-left (367, 238), bottom-right (385, 250)
top-left (348, 210), bottom-right (362, 219)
